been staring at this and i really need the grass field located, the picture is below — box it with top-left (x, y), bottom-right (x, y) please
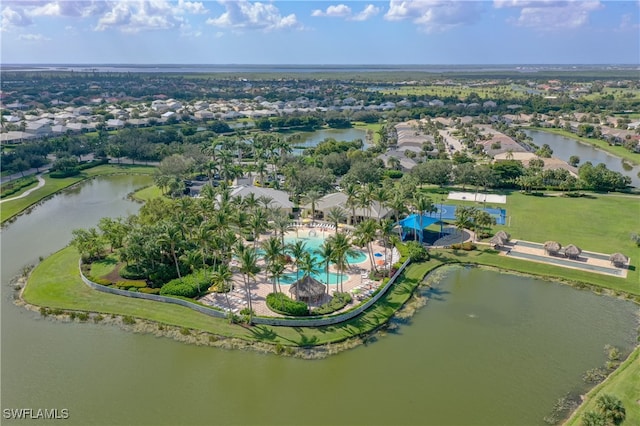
top-left (528, 127), bottom-right (640, 165)
top-left (131, 184), bottom-right (163, 202)
top-left (24, 245), bottom-right (439, 347)
top-left (418, 188), bottom-right (640, 293)
top-left (563, 346), bottom-right (640, 425)
top-left (0, 164), bottom-right (155, 224)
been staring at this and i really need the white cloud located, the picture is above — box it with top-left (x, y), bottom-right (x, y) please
top-left (384, 0), bottom-right (482, 32)
top-left (618, 12), bottom-right (640, 32)
top-left (18, 33), bottom-right (51, 41)
top-left (29, 1), bottom-right (109, 18)
top-left (95, 1), bottom-right (210, 33)
top-left (206, 0), bottom-right (300, 31)
top-left (311, 4), bottom-right (380, 21)
top-left (1, 6), bottom-right (34, 30)
top-left (351, 4), bottom-right (381, 21)
top-left (311, 4), bottom-right (352, 18)
top-left (214, 31), bottom-right (224, 38)
top-left (494, 0), bottom-right (602, 30)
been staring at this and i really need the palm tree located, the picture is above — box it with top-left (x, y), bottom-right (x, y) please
top-left (413, 194), bottom-right (436, 244)
top-left (454, 206), bottom-right (474, 237)
top-left (326, 206), bottom-right (347, 234)
top-left (271, 211), bottom-right (294, 245)
top-left (237, 246), bottom-right (260, 324)
top-left (157, 223), bottom-right (183, 279)
top-left (388, 156), bottom-right (401, 171)
top-left (328, 232), bottom-right (358, 293)
top-left (286, 240), bottom-right (307, 299)
top-left (302, 190), bottom-right (323, 224)
top-left (388, 192), bottom-right (408, 226)
top-left (210, 264), bottom-right (234, 313)
top-left (371, 187), bottom-right (389, 222)
top-left (344, 183), bottom-right (359, 225)
top-left (261, 236), bottom-right (284, 292)
top-left (596, 394), bottom-right (626, 425)
top-left (354, 219), bottom-right (378, 272)
top-left (378, 218), bottom-right (396, 278)
top-left (316, 240), bottom-right (336, 294)
top-left (298, 252), bottom-right (320, 280)
top-left (472, 210), bottom-right (495, 240)
top-left (267, 259), bottom-right (286, 295)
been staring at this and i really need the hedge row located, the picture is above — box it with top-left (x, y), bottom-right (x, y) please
top-left (0, 176), bottom-right (38, 198)
top-left (159, 270), bottom-right (210, 298)
top-left (266, 292), bottom-right (309, 316)
top-left (311, 292), bottom-right (352, 315)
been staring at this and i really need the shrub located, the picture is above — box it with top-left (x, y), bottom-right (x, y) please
top-left (122, 315), bottom-right (136, 325)
top-left (49, 169), bottom-right (80, 178)
top-left (159, 270), bottom-right (210, 298)
top-left (139, 287), bottom-right (160, 294)
top-left (76, 312), bottom-right (89, 322)
top-left (406, 241), bottom-right (429, 261)
top-left (91, 277), bottom-right (113, 286)
top-left (117, 279), bottom-right (147, 288)
top-left (266, 293), bottom-right (308, 316)
top-left (0, 176), bottom-right (38, 198)
top-left (180, 327), bottom-right (191, 336)
top-left (119, 265), bottom-right (147, 280)
top-left (39, 307), bottom-right (48, 317)
top-left (384, 170), bottom-right (403, 179)
top-left (311, 292), bottom-right (352, 315)
top-left (461, 242), bottom-right (476, 251)
top-left (93, 314), bottom-right (104, 323)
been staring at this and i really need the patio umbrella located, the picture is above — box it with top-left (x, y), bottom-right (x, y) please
top-left (564, 244), bottom-right (582, 259)
top-left (543, 241), bottom-right (561, 255)
top-left (609, 252), bottom-right (629, 267)
top-left (376, 259), bottom-right (385, 266)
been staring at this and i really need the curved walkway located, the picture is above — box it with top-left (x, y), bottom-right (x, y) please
top-left (0, 174), bottom-right (45, 204)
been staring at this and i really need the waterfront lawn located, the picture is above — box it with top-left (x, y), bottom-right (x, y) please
top-left (24, 246), bottom-right (440, 346)
top-left (0, 165), bottom-right (155, 224)
top-left (431, 248), bottom-right (640, 297)
top-left (564, 346), bottom-right (640, 426)
top-left (528, 127), bottom-right (640, 165)
top-left (132, 185), bottom-right (163, 202)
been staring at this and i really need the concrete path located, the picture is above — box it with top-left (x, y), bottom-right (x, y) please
top-left (0, 174), bottom-right (45, 204)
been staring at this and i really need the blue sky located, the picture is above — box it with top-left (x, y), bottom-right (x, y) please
top-left (1, 1), bottom-right (638, 64)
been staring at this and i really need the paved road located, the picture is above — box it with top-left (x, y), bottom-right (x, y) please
top-left (438, 129), bottom-right (464, 155)
top-left (0, 174), bottom-right (46, 203)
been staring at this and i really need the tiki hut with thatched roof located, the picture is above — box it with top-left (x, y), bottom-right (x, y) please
top-left (494, 230), bottom-right (511, 242)
top-left (609, 253), bottom-right (629, 268)
top-left (489, 234), bottom-right (507, 248)
top-left (289, 275), bottom-right (326, 303)
top-left (544, 241), bottom-right (562, 256)
top-left (564, 244), bottom-right (582, 259)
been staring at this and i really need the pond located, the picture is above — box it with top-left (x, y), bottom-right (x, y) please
top-left (526, 129), bottom-right (640, 187)
top-left (287, 128), bottom-right (368, 154)
top-left (1, 176), bottom-right (637, 425)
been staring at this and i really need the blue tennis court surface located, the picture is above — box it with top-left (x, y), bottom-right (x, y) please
top-left (424, 205), bottom-right (507, 225)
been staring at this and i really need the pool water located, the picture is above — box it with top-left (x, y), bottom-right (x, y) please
top-left (280, 271), bottom-right (347, 285)
top-left (283, 235), bottom-right (368, 265)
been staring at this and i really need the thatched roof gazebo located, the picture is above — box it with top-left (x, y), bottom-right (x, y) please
top-left (564, 244), bottom-right (582, 259)
top-left (289, 275), bottom-right (326, 303)
top-left (494, 230), bottom-right (511, 242)
top-left (609, 253), bottom-right (629, 268)
top-left (544, 241), bottom-right (562, 255)
top-left (489, 234), bottom-right (506, 248)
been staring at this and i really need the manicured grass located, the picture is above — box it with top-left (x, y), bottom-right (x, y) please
top-left (377, 84), bottom-right (528, 100)
top-left (90, 256), bottom-right (119, 278)
top-left (563, 346), bottom-right (640, 426)
top-left (24, 246), bottom-right (440, 346)
top-left (528, 127), bottom-right (640, 165)
top-left (417, 188), bottom-right (640, 294)
top-left (431, 248), bottom-right (640, 297)
top-left (0, 164), bottom-right (155, 224)
top-left (131, 185), bottom-right (163, 202)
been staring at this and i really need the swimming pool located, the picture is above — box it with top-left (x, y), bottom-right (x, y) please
top-left (283, 235), bottom-right (368, 265)
top-left (280, 271), bottom-right (347, 285)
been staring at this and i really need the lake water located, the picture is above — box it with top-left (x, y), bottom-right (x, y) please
top-left (526, 129), bottom-right (640, 187)
top-left (289, 128), bottom-right (368, 154)
top-left (1, 176), bottom-right (637, 425)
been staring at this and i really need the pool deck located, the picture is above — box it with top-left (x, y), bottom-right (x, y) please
top-left (198, 228), bottom-right (399, 317)
top-left (494, 239), bottom-right (629, 278)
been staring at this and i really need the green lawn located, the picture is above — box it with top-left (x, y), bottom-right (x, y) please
top-left (528, 127), bottom-right (640, 165)
top-left (0, 164), bottom-right (155, 224)
top-left (417, 189), bottom-right (640, 294)
top-left (23, 245), bottom-right (440, 347)
top-left (131, 185), bottom-right (163, 202)
top-left (563, 346), bottom-right (640, 426)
